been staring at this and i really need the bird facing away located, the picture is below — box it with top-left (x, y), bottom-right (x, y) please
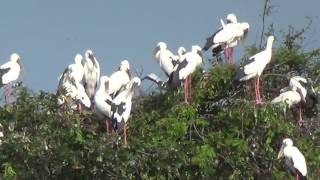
top-left (93, 76), bottom-right (114, 132)
top-left (278, 138), bottom-right (307, 180)
top-left (111, 77), bottom-right (141, 145)
top-left (83, 49), bottom-right (100, 101)
top-left (154, 42), bottom-right (180, 77)
top-left (108, 60), bottom-right (132, 98)
top-left (70, 54), bottom-right (85, 83)
top-left (234, 35), bottom-right (274, 104)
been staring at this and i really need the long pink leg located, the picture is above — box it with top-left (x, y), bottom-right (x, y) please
top-left (188, 75), bottom-right (192, 104)
top-left (296, 174), bottom-right (299, 180)
top-left (257, 76), bottom-right (262, 104)
top-left (224, 48), bottom-right (228, 63)
top-left (254, 79), bottom-right (258, 104)
top-left (105, 119), bottom-right (110, 133)
top-left (4, 84), bottom-right (12, 105)
top-left (184, 79), bottom-right (188, 104)
top-left (298, 103), bottom-right (302, 126)
top-left (229, 47), bottom-right (234, 64)
top-left (77, 103), bottom-right (83, 114)
top-left (124, 125), bottom-right (127, 145)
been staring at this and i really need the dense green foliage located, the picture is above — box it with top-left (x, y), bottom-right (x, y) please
top-left (0, 34), bottom-right (320, 179)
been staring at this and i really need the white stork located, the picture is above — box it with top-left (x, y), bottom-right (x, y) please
top-left (234, 35), bottom-right (274, 104)
top-left (169, 45), bottom-right (203, 104)
top-left (83, 49), bottom-right (100, 101)
top-left (203, 14), bottom-right (248, 64)
top-left (108, 60), bottom-right (132, 98)
top-left (143, 45), bottom-right (186, 88)
top-left (0, 53), bottom-right (22, 104)
top-left (177, 47), bottom-right (187, 62)
top-left (93, 76), bottom-right (113, 132)
top-left (57, 78), bottom-right (91, 112)
top-left (111, 77), bottom-right (141, 145)
top-left (272, 76), bottom-right (318, 126)
top-left (214, 21), bottom-right (249, 64)
top-left (153, 42), bottom-right (180, 77)
top-left (278, 138), bottom-right (307, 180)
top-left (57, 56), bottom-right (91, 112)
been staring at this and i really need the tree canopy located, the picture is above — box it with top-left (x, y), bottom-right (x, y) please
top-left (0, 20), bottom-right (320, 180)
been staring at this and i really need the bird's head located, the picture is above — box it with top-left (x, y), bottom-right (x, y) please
top-left (240, 22), bottom-right (250, 40)
top-left (100, 76), bottom-right (110, 94)
top-left (226, 13), bottom-right (237, 24)
top-left (85, 49), bottom-right (95, 61)
top-left (178, 47), bottom-right (186, 57)
top-left (132, 77), bottom-right (141, 87)
top-left (120, 60), bottom-right (130, 71)
top-left (11, 53), bottom-right (23, 70)
top-left (192, 45), bottom-right (204, 65)
top-left (75, 54), bottom-right (83, 64)
top-left (153, 42), bottom-right (167, 59)
top-left (277, 138), bottom-right (293, 159)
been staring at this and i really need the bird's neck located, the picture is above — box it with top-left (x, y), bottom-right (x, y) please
top-left (266, 41), bottom-right (273, 50)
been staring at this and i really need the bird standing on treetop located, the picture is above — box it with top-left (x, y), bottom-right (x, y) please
top-left (153, 42), bottom-right (180, 77)
top-left (234, 35), bottom-right (274, 104)
top-left (203, 14), bottom-right (249, 64)
top-left (94, 76), bottom-right (114, 132)
top-left (83, 49), bottom-right (100, 102)
top-left (57, 54), bottom-right (91, 112)
top-left (0, 53), bottom-right (22, 104)
top-left (169, 45), bottom-right (203, 104)
top-left (107, 60), bottom-right (132, 98)
top-left (111, 77), bottom-right (141, 145)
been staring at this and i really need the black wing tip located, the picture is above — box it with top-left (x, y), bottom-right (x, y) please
top-left (233, 68), bottom-right (246, 83)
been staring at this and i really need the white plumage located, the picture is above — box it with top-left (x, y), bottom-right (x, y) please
top-left (94, 76), bottom-right (113, 119)
top-left (177, 46), bottom-right (187, 62)
top-left (271, 90), bottom-right (302, 108)
top-left (154, 42), bottom-right (180, 77)
top-left (58, 78), bottom-right (91, 109)
top-left (237, 36), bottom-right (274, 81)
top-left (112, 77), bottom-right (141, 125)
top-left (235, 35), bottom-right (274, 104)
top-left (108, 60), bottom-right (132, 97)
top-left (111, 77), bottom-right (141, 145)
top-left (0, 53), bottom-right (22, 87)
top-left (83, 49), bottom-right (100, 100)
top-left (67, 54), bottom-right (85, 83)
top-left (178, 45), bottom-right (203, 80)
top-left (278, 138), bottom-right (307, 179)
top-left (57, 56), bottom-right (91, 110)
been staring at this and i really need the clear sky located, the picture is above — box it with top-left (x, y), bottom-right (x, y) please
top-left (0, 0), bottom-right (319, 91)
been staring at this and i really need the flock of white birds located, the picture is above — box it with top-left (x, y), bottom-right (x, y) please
top-left (0, 13), bottom-right (317, 179)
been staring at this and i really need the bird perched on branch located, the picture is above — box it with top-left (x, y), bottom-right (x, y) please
top-left (0, 53), bottom-right (22, 104)
top-left (234, 35), bottom-right (274, 104)
top-left (278, 138), bottom-right (307, 180)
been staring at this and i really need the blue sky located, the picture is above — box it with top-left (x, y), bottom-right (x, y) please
top-left (0, 0), bottom-right (319, 91)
